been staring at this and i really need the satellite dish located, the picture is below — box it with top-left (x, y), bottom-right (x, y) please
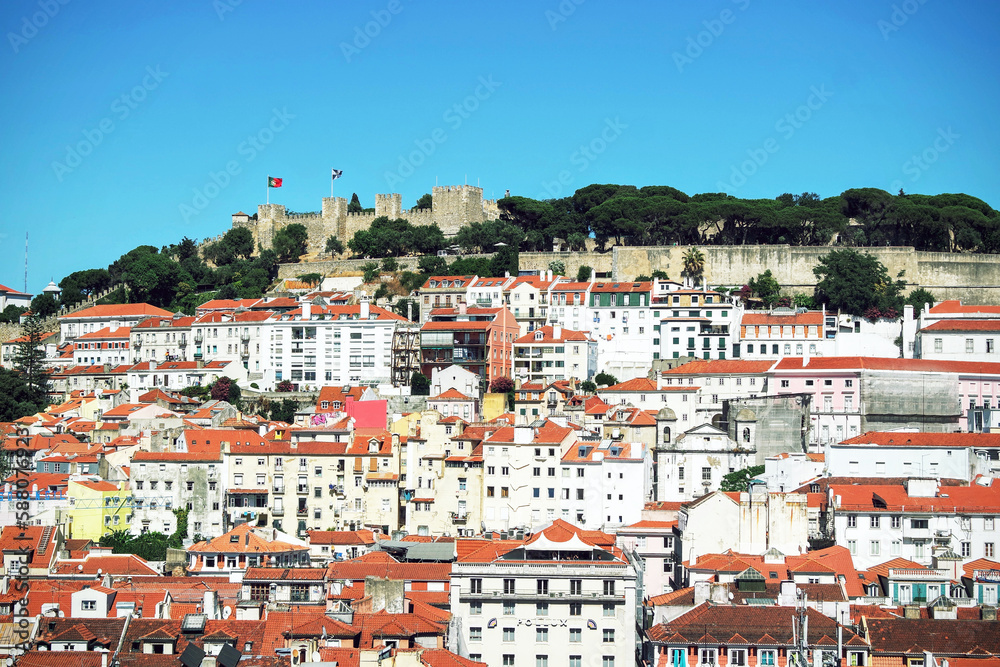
top-left (312, 652), bottom-right (321, 663)
top-left (222, 606), bottom-right (232, 619)
top-left (78, 565), bottom-right (84, 572)
top-left (728, 592), bottom-right (734, 600)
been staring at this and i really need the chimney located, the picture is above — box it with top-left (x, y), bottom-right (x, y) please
top-left (982, 605), bottom-right (998, 621)
top-left (360, 298), bottom-right (370, 319)
top-left (693, 580), bottom-right (710, 605)
top-left (778, 580), bottom-right (797, 607)
top-left (656, 373), bottom-right (663, 391)
top-left (101, 653), bottom-right (108, 667)
top-left (149, 360), bottom-right (156, 371)
top-left (302, 302), bottom-right (311, 321)
top-left (204, 590), bottom-right (218, 619)
top-left (710, 582), bottom-right (730, 605)
top-left (903, 604), bottom-right (921, 619)
top-left (552, 324), bottom-right (561, 340)
top-left (547, 269), bottom-right (553, 281)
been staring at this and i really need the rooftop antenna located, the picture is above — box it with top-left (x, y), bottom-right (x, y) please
top-left (24, 232), bottom-right (28, 293)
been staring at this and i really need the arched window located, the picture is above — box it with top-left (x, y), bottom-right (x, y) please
top-left (742, 427), bottom-right (751, 443)
top-left (662, 427), bottom-right (671, 443)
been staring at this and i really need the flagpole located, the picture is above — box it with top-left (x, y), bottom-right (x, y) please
top-left (267, 175), bottom-right (270, 205)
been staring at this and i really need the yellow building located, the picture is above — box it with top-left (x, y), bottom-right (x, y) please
top-left (66, 479), bottom-right (130, 541)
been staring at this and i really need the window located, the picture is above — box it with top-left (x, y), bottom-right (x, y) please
top-left (603, 580), bottom-right (615, 595)
top-left (569, 603), bottom-right (582, 616)
top-left (848, 540), bottom-right (857, 555)
top-left (469, 627), bottom-right (482, 642)
top-left (603, 603), bottom-right (614, 617)
top-left (871, 515), bottom-right (880, 528)
top-left (503, 657), bottom-right (515, 667)
top-left (504, 579), bottom-right (515, 594)
top-left (891, 515), bottom-right (902, 529)
top-left (729, 650), bottom-right (746, 666)
top-left (535, 628), bottom-right (548, 642)
top-left (870, 540), bottom-right (881, 556)
top-left (82, 600), bottom-right (96, 610)
top-left (987, 518), bottom-right (995, 530)
top-left (536, 579), bottom-right (549, 594)
top-left (569, 628), bottom-right (582, 643)
top-left (503, 628), bottom-right (515, 642)
top-left (967, 338), bottom-right (975, 353)
top-left (537, 657), bottom-right (548, 667)
top-left (470, 578), bottom-right (482, 594)
top-left (602, 629), bottom-right (614, 643)
top-left (602, 658), bottom-right (614, 667)
top-left (536, 602), bottom-right (549, 616)
top-left (759, 651), bottom-right (776, 666)
top-left (503, 601), bottom-right (515, 615)
top-left (701, 466), bottom-right (711, 481)
top-left (961, 541), bottom-right (971, 557)
top-left (911, 519), bottom-right (929, 529)
top-left (847, 515), bottom-right (857, 528)
top-left (570, 657), bottom-right (582, 667)
top-left (988, 543), bottom-right (996, 558)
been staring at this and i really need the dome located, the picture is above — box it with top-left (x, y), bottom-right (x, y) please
top-left (42, 280), bottom-right (62, 294)
top-left (735, 408), bottom-right (757, 422)
top-left (656, 407), bottom-right (677, 420)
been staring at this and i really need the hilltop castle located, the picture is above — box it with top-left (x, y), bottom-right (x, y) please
top-left (232, 185), bottom-right (500, 254)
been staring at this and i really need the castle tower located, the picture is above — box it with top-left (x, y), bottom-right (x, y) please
top-left (323, 197), bottom-right (348, 239)
top-left (375, 193), bottom-right (402, 219)
top-left (432, 185), bottom-right (486, 235)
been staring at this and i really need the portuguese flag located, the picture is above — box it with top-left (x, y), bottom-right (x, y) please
top-left (268, 176), bottom-right (283, 188)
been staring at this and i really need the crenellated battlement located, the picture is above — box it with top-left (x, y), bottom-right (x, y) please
top-left (237, 183), bottom-right (499, 253)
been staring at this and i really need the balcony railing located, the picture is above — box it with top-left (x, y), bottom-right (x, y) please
top-left (297, 485), bottom-right (308, 494)
top-left (272, 506), bottom-right (284, 516)
top-left (451, 512), bottom-right (468, 524)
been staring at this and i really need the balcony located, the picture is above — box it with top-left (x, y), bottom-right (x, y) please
top-left (241, 346), bottom-right (250, 358)
top-left (178, 336), bottom-right (187, 347)
top-left (297, 485), bottom-right (308, 494)
top-left (241, 332), bottom-right (251, 342)
top-left (297, 507), bottom-right (308, 516)
top-left (133, 338), bottom-right (142, 349)
top-left (273, 486), bottom-right (285, 495)
top-left (272, 506), bottom-right (284, 517)
top-left (194, 333), bottom-right (204, 344)
top-left (451, 512), bottom-right (468, 524)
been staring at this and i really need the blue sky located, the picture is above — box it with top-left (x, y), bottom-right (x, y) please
top-left (2, 0), bottom-right (999, 294)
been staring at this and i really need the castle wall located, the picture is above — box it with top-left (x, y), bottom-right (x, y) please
top-left (241, 185), bottom-right (500, 254)
top-left (517, 245), bottom-right (1000, 304)
top-left (275, 254), bottom-right (492, 280)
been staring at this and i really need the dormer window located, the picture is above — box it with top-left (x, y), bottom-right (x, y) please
top-left (369, 439), bottom-right (379, 453)
top-left (534, 331), bottom-right (543, 340)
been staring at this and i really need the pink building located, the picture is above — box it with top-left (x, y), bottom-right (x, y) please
top-left (770, 357), bottom-right (1000, 443)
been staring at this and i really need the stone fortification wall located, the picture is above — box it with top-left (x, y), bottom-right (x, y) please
top-left (276, 254), bottom-right (492, 280)
top-left (518, 245), bottom-right (1000, 304)
top-left (240, 184), bottom-right (497, 254)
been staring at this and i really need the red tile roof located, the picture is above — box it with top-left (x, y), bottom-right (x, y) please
top-left (865, 617), bottom-right (1000, 655)
top-left (661, 359), bottom-right (776, 375)
top-left (51, 552), bottom-right (160, 576)
top-left (431, 388), bottom-right (471, 400)
top-left (929, 300), bottom-right (1000, 314)
top-left (421, 321), bottom-right (491, 331)
top-left (61, 304), bottom-right (173, 319)
top-left (773, 356), bottom-right (1000, 374)
top-left (922, 318), bottom-right (1000, 332)
top-left (839, 431), bottom-right (1000, 447)
top-left (831, 479), bottom-right (1000, 514)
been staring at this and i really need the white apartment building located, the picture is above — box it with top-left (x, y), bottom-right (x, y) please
top-left (547, 280), bottom-right (593, 334)
top-left (125, 359), bottom-right (246, 393)
top-left (831, 477), bottom-right (1000, 570)
top-left (739, 309), bottom-right (828, 359)
top-left (597, 378), bottom-right (698, 427)
top-left (449, 521), bottom-right (639, 667)
top-left (262, 302), bottom-right (405, 391)
top-left (129, 444), bottom-right (227, 538)
top-left (132, 314), bottom-right (195, 362)
top-left (480, 421), bottom-right (578, 532)
top-left (560, 439), bottom-right (650, 530)
top-left (59, 303), bottom-right (173, 344)
top-left (826, 431), bottom-right (995, 481)
top-left (651, 282), bottom-right (742, 362)
top-left (74, 327), bottom-right (131, 366)
top-left (514, 325), bottom-right (597, 384)
top-left (191, 309), bottom-right (272, 373)
top-left (916, 320), bottom-right (1000, 362)
top-left (467, 276), bottom-right (514, 309)
top-left (589, 281), bottom-right (655, 381)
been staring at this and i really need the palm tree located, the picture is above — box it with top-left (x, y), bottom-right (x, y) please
top-left (682, 247), bottom-right (706, 286)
